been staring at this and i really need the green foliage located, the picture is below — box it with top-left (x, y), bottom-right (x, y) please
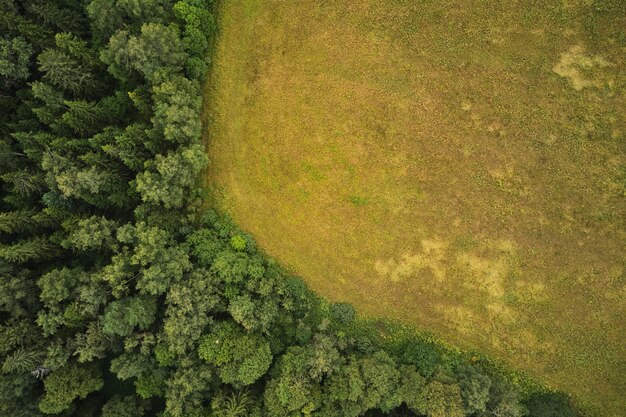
top-left (41, 151), bottom-right (130, 209)
top-left (210, 249), bottom-right (265, 284)
top-left (457, 365), bottom-right (492, 414)
top-left (0, 236), bottom-right (58, 263)
top-left (330, 302), bottom-right (356, 325)
top-left (29, 3), bottom-right (87, 35)
top-left (488, 377), bottom-right (527, 417)
top-left (0, 210), bottom-right (37, 234)
top-left (154, 342), bottom-right (175, 366)
top-left (395, 365), bottom-right (426, 411)
top-left (135, 143), bottom-right (208, 208)
top-left (162, 357), bottom-right (213, 417)
top-left (101, 23), bottom-right (186, 83)
top-left (198, 321), bottom-right (272, 386)
top-left (29, 82), bottom-right (65, 127)
top-left (1, 348), bottom-right (43, 374)
top-left (135, 366), bottom-right (167, 398)
top-left (0, 372), bottom-right (42, 417)
top-left (38, 40), bottom-right (99, 95)
top-left (120, 221), bottom-right (192, 295)
top-left (174, 0), bottom-right (215, 77)
top-left (324, 351), bottom-right (401, 416)
top-left (211, 388), bottom-right (260, 417)
top-left (61, 100), bottom-right (102, 136)
top-left (102, 296), bottom-right (157, 336)
top-left (0, 318), bottom-right (37, 357)
top-left (398, 337), bottom-right (443, 378)
top-left (187, 228), bottom-right (224, 266)
top-left (87, 0), bottom-right (169, 43)
top-left (38, 267), bottom-right (85, 306)
top-left (163, 268), bottom-right (221, 355)
top-left (230, 234), bottom-right (247, 251)
top-left (62, 215), bottom-right (118, 252)
top-left (74, 321), bottom-right (109, 362)
top-left (39, 363), bottom-right (104, 414)
top-left (263, 346), bottom-right (322, 417)
top-left (1, 169), bottom-right (45, 197)
top-left (102, 123), bottom-right (152, 171)
top-left (0, 36), bottom-right (33, 81)
top-left (101, 395), bottom-right (148, 417)
top-left (419, 381), bottom-right (465, 417)
top-left (228, 293), bottom-right (279, 332)
top-left (152, 76), bottom-right (202, 144)
top-left (0, 268), bottom-right (39, 317)
top-left (110, 351), bottom-right (153, 381)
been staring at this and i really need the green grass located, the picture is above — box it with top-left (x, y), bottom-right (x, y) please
top-left (205, 1), bottom-right (625, 415)
top-left (348, 195), bottom-right (369, 207)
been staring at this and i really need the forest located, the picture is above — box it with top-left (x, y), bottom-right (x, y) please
top-left (0, 1), bottom-right (584, 416)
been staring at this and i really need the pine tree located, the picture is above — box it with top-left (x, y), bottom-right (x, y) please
top-left (0, 210), bottom-right (37, 234)
top-left (38, 49), bottom-right (98, 95)
top-left (0, 236), bottom-right (58, 263)
top-left (0, 36), bottom-right (33, 83)
top-left (1, 170), bottom-right (45, 197)
top-left (61, 99), bottom-right (101, 136)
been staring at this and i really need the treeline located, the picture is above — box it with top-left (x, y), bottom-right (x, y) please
top-left (0, 1), bottom-right (579, 416)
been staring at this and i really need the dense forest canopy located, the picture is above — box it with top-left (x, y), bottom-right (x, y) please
top-left (0, 0), bottom-right (582, 416)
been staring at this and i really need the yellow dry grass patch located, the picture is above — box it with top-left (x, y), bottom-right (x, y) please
top-left (205, 1), bottom-right (625, 415)
top-left (553, 44), bottom-right (612, 90)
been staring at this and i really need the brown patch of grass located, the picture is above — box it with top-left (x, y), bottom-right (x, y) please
top-left (205, 1), bottom-right (626, 415)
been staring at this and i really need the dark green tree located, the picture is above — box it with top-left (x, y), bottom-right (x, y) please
top-left (418, 380), bottom-right (465, 417)
top-left (87, 0), bottom-right (169, 44)
top-left (38, 362), bottom-right (103, 414)
top-left (162, 356), bottom-right (213, 417)
top-left (0, 36), bottom-right (33, 82)
top-left (102, 296), bottom-right (157, 337)
top-left (38, 46), bottom-right (98, 95)
top-left (0, 236), bottom-right (58, 263)
top-left (101, 395), bottom-right (148, 417)
top-left (163, 268), bottom-right (222, 356)
top-left (457, 365), bottom-right (492, 414)
top-left (263, 346), bottom-right (322, 417)
top-left (198, 320), bottom-right (272, 386)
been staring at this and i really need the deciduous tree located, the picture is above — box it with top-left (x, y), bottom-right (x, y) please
top-left (38, 363), bottom-right (103, 414)
top-left (198, 320), bottom-right (271, 386)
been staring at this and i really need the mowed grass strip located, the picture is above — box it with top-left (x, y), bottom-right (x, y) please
top-left (205, 1), bottom-right (625, 415)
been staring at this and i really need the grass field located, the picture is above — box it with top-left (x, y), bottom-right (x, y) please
top-left (204, 1), bottom-right (625, 415)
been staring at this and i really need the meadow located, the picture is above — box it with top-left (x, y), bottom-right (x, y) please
top-left (206, 1), bottom-right (626, 415)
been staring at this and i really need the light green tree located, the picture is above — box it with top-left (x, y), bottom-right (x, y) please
top-left (135, 144), bottom-right (207, 208)
top-left (101, 23), bottom-right (186, 83)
